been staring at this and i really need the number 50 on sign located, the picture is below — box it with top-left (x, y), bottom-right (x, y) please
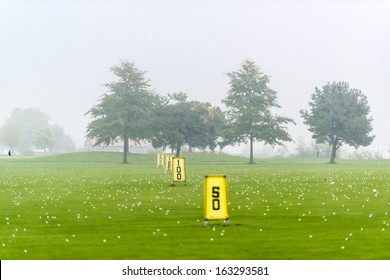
top-left (204, 175), bottom-right (229, 225)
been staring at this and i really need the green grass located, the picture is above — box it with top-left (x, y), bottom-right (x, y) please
top-left (1, 152), bottom-right (390, 259)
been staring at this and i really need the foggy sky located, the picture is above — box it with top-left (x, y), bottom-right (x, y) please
top-left (1, 0), bottom-right (389, 154)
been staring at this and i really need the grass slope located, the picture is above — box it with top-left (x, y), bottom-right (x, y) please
top-left (1, 152), bottom-right (389, 259)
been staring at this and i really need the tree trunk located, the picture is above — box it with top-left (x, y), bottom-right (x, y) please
top-left (123, 130), bottom-right (129, 164)
top-left (176, 144), bottom-right (181, 157)
top-left (249, 134), bottom-right (254, 164)
top-left (329, 140), bottom-right (337, 164)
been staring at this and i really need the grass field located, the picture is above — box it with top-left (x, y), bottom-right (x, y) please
top-left (1, 152), bottom-right (390, 260)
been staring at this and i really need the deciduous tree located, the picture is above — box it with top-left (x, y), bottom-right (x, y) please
top-left (0, 108), bottom-right (51, 154)
top-left (33, 127), bottom-right (55, 155)
top-left (151, 93), bottom-right (224, 156)
top-left (222, 60), bottom-right (294, 163)
top-left (86, 61), bottom-right (158, 163)
top-left (300, 81), bottom-right (374, 163)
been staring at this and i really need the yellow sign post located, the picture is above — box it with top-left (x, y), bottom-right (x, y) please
top-left (165, 155), bottom-right (173, 173)
top-left (204, 175), bottom-right (229, 226)
top-left (171, 157), bottom-right (186, 185)
top-left (157, 153), bottom-right (164, 168)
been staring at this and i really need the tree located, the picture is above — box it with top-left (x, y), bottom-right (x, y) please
top-left (204, 105), bottom-right (226, 152)
top-left (0, 108), bottom-right (75, 155)
top-left (0, 108), bottom-right (51, 154)
top-left (32, 124), bottom-right (75, 154)
top-left (0, 121), bottom-right (21, 153)
top-left (185, 99), bottom-right (226, 153)
top-left (300, 81), bottom-right (375, 163)
top-left (222, 60), bottom-right (294, 163)
top-left (50, 124), bottom-right (76, 153)
top-left (33, 127), bottom-right (55, 155)
top-left (151, 93), bottom-right (223, 156)
top-left (86, 61), bottom-right (159, 163)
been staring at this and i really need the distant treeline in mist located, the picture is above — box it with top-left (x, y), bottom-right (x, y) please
top-left (0, 107), bottom-right (75, 155)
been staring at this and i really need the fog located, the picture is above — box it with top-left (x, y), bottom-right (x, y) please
top-left (1, 0), bottom-right (389, 155)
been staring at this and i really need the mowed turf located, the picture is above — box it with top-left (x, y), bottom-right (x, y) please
top-left (1, 152), bottom-right (390, 260)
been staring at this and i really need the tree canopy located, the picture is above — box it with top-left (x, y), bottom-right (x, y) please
top-left (0, 107), bottom-right (75, 155)
top-left (85, 61), bottom-right (379, 164)
top-left (151, 93), bottom-right (224, 156)
top-left (300, 81), bottom-right (375, 163)
top-left (222, 60), bottom-right (294, 163)
top-left (86, 61), bottom-right (159, 163)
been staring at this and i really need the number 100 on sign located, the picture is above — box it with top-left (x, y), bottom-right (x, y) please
top-left (172, 157), bottom-right (186, 182)
top-left (204, 175), bottom-right (229, 222)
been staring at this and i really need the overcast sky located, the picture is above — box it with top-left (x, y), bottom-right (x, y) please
top-left (1, 0), bottom-right (389, 153)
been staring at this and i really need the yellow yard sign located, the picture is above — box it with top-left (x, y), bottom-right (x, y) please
top-left (172, 157), bottom-right (186, 183)
top-left (204, 175), bottom-right (229, 225)
top-left (157, 153), bottom-right (164, 168)
top-left (165, 155), bottom-right (173, 172)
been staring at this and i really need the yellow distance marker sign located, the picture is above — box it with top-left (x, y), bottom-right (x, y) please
top-left (204, 175), bottom-right (229, 225)
top-left (172, 157), bottom-right (186, 183)
top-left (165, 155), bottom-right (173, 172)
top-left (157, 153), bottom-right (164, 168)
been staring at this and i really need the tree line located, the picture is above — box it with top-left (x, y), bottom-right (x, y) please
top-left (0, 108), bottom-right (75, 155)
top-left (86, 60), bottom-right (374, 164)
